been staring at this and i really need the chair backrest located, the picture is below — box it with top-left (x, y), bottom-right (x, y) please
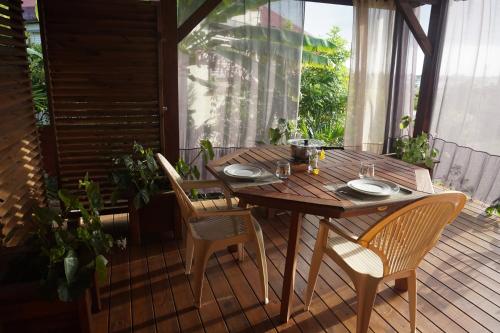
top-left (358, 192), bottom-right (466, 276)
top-left (155, 153), bottom-right (197, 222)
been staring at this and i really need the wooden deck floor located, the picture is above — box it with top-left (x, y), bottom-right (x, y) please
top-left (94, 199), bottom-right (500, 333)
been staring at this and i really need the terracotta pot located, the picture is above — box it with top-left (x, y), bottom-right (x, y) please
top-left (128, 191), bottom-right (176, 245)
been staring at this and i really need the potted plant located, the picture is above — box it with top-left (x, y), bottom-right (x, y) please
top-left (174, 139), bottom-right (216, 199)
top-left (110, 142), bottom-right (174, 244)
top-left (393, 116), bottom-right (439, 176)
top-left (0, 175), bottom-right (113, 333)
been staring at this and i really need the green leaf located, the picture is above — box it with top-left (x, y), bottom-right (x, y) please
top-left (192, 165), bottom-right (200, 180)
top-left (95, 255), bottom-right (109, 283)
top-left (400, 116), bottom-right (412, 129)
top-left (64, 250), bottom-right (79, 284)
top-left (200, 139), bottom-right (215, 162)
top-left (58, 189), bottom-right (79, 211)
top-left (57, 281), bottom-right (71, 302)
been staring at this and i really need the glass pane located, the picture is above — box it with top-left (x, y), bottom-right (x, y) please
top-left (178, 0), bottom-right (207, 27)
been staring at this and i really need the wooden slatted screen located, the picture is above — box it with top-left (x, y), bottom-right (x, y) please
top-left (40, 0), bottom-right (162, 206)
top-left (0, 0), bottom-right (46, 244)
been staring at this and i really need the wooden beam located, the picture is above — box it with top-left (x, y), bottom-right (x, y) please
top-left (414, 0), bottom-right (448, 135)
top-left (395, 0), bottom-right (432, 57)
top-left (301, 0), bottom-right (353, 6)
top-left (383, 11), bottom-right (405, 154)
top-left (177, 0), bottom-right (222, 43)
top-left (160, 0), bottom-right (180, 162)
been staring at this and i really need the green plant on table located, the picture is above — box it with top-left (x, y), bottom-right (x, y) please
top-left (110, 142), bottom-right (166, 210)
top-left (30, 174), bottom-right (113, 302)
top-left (394, 116), bottom-right (438, 169)
top-left (175, 139), bottom-right (215, 198)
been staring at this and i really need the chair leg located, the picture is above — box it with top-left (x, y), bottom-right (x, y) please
top-left (408, 270), bottom-right (417, 333)
top-left (185, 232), bottom-right (194, 275)
top-left (354, 276), bottom-right (380, 333)
top-left (253, 229), bottom-right (269, 304)
top-left (191, 242), bottom-right (212, 308)
top-left (304, 223), bottom-right (328, 311)
top-left (237, 243), bottom-right (245, 262)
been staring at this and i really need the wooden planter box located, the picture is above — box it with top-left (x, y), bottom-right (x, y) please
top-left (0, 247), bottom-right (101, 332)
top-left (0, 282), bottom-right (93, 333)
top-left (128, 191), bottom-right (176, 245)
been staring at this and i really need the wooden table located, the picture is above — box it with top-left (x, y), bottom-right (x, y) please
top-left (207, 145), bottom-right (430, 323)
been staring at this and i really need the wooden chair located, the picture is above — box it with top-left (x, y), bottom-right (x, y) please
top-left (304, 192), bottom-right (466, 333)
top-left (155, 153), bottom-right (269, 307)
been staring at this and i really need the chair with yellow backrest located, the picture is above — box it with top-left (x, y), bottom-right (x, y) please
top-left (155, 153), bottom-right (268, 307)
top-left (304, 192), bottom-right (466, 333)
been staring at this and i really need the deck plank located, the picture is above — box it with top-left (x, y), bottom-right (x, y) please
top-left (95, 200), bottom-right (500, 332)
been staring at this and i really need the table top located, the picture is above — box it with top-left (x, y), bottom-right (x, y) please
top-left (207, 145), bottom-right (430, 218)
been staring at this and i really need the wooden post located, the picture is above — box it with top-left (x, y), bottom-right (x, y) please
top-left (383, 11), bottom-right (405, 154)
top-left (159, 0), bottom-right (180, 163)
top-left (413, 0), bottom-right (448, 135)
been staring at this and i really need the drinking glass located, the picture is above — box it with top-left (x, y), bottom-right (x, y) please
top-left (276, 161), bottom-right (291, 180)
top-left (359, 162), bottom-right (375, 178)
top-left (308, 148), bottom-right (319, 174)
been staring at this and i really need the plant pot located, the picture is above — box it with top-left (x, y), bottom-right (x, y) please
top-left (0, 281), bottom-right (93, 333)
top-left (128, 191), bottom-right (176, 245)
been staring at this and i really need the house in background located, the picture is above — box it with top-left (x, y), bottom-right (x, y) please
top-left (22, 0), bottom-right (40, 44)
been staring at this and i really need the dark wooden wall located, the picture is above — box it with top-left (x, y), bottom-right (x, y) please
top-left (0, 0), bottom-right (46, 244)
top-left (39, 0), bottom-right (162, 205)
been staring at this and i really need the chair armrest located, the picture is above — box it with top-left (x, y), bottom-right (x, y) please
top-left (196, 207), bottom-right (252, 218)
top-left (181, 179), bottom-right (233, 208)
top-left (320, 219), bottom-right (359, 243)
top-left (181, 179), bottom-right (227, 191)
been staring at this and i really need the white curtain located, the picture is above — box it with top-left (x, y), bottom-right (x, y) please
top-left (430, 0), bottom-right (500, 203)
top-left (178, 0), bottom-right (305, 164)
top-left (344, 0), bottom-right (395, 153)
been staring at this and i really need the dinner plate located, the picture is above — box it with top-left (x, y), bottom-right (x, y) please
top-left (347, 178), bottom-right (399, 196)
top-left (223, 164), bottom-right (263, 179)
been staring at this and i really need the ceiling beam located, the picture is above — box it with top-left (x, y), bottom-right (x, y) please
top-left (395, 0), bottom-right (432, 57)
top-left (177, 0), bottom-right (222, 43)
top-left (301, 0), bottom-right (353, 5)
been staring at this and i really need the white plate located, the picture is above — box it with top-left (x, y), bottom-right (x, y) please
top-left (347, 178), bottom-right (398, 196)
top-left (223, 164), bottom-right (263, 179)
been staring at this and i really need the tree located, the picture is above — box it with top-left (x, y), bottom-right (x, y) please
top-left (298, 27), bottom-right (350, 146)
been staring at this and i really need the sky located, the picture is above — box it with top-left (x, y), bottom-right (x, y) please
top-left (304, 2), bottom-right (431, 72)
top-left (304, 3), bottom-right (353, 44)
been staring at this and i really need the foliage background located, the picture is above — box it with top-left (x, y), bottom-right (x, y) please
top-left (298, 27), bottom-right (350, 146)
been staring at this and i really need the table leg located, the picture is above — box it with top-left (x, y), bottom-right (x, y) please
top-left (280, 211), bottom-right (303, 323)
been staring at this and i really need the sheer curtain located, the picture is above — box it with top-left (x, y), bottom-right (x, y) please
top-left (178, 0), bottom-right (305, 175)
top-left (344, 0), bottom-right (395, 153)
top-left (430, 0), bottom-right (500, 203)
